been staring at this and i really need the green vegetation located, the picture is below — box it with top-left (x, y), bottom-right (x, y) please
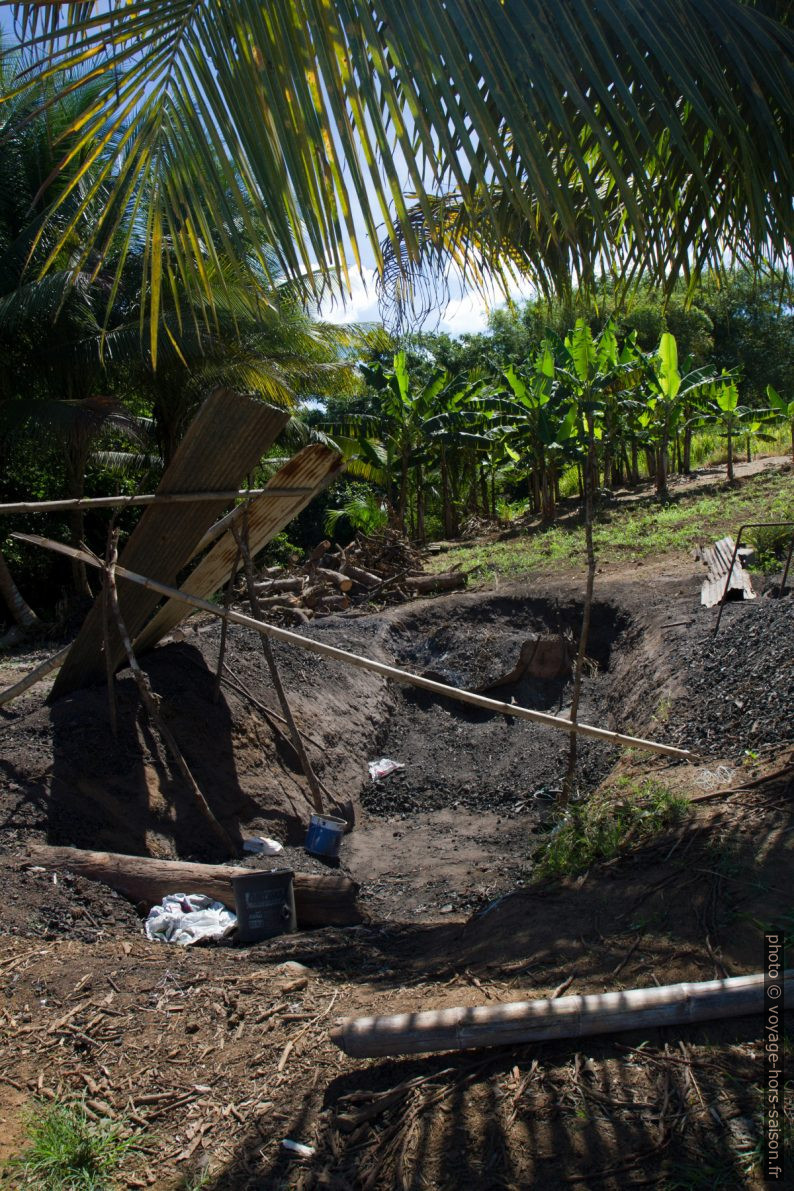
top-left (0, 8), bottom-right (791, 637)
top-left (10, 1098), bottom-right (138, 1189)
top-left (533, 779), bottom-right (689, 880)
top-left (427, 470), bottom-right (794, 584)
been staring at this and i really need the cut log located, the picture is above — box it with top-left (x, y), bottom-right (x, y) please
top-left (301, 583), bottom-right (330, 609)
top-left (253, 577), bottom-right (304, 594)
top-left (340, 562), bottom-right (381, 588)
top-left (314, 567), bottom-right (353, 592)
top-left (330, 971), bottom-right (793, 1058)
top-left (408, 572), bottom-right (466, 594)
top-left (250, 593), bottom-right (299, 609)
top-left (317, 594), bottom-right (349, 612)
top-left (25, 845), bottom-right (362, 928)
top-left (306, 540), bottom-right (331, 565)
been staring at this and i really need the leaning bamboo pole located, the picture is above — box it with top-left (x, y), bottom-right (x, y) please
top-left (0, 645), bottom-right (71, 707)
top-left (330, 971), bottom-right (792, 1058)
top-left (0, 489), bottom-right (316, 515)
top-left (12, 533), bottom-right (695, 761)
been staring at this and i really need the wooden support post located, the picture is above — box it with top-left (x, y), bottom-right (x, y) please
top-left (233, 518), bottom-right (325, 816)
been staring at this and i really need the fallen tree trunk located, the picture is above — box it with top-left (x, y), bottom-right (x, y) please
top-left (331, 971), bottom-right (792, 1058)
top-left (25, 845), bottom-right (362, 928)
top-left (408, 571), bottom-right (466, 593)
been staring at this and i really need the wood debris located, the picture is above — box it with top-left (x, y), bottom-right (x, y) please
top-left (242, 528), bottom-right (467, 622)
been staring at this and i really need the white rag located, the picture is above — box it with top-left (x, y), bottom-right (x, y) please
top-left (144, 893), bottom-right (236, 946)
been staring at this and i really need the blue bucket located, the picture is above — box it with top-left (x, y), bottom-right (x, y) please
top-left (305, 813), bottom-right (346, 858)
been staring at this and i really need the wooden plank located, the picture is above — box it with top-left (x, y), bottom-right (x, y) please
top-left (330, 972), bottom-right (793, 1057)
top-left (16, 533), bottom-right (696, 762)
top-left (135, 444), bottom-right (343, 653)
top-left (51, 391), bottom-right (289, 698)
top-left (24, 845), bottom-right (362, 928)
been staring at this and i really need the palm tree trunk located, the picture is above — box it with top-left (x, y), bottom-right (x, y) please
top-left (0, 548), bottom-right (39, 630)
top-left (441, 449), bottom-right (456, 537)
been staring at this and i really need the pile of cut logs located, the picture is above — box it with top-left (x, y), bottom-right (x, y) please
top-left (247, 530), bottom-right (467, 623)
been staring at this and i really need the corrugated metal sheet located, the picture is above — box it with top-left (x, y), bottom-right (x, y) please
top-left (52, 390), bottom-right (290, 698)
top-left (698, 536), bottom-right (756, 607)
top-left (135, 443), bottom-right (343, 653)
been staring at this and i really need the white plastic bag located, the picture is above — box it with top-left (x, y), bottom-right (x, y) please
top-left (368, 757), bottom-right (405, 780)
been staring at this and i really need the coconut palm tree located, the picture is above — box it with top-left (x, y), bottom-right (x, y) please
top-left (3, 2), bottom-right (791, 347)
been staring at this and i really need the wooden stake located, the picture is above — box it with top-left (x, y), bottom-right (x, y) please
top-left (104, 529), bottom-right (233, 854)
top-left (13, 533), bottom-right (695, 761)
top-left (233, 517), bottom-right (325, 815)
top-left (330, 972), bottom-right (793, 1058)
top-left (102, 527), bottom-right (118, 739)
top-left (214, 539), bottom-right (242, 703)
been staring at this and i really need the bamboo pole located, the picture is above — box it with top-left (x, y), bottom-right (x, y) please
top-left (12, 533), bottom-right (695, 761)
top-left (0, 489), bottom-right (316, 515)
top-left (330, 971), bottom-right (793, 1058)
top-left (0, 644), bottom-right (71, 707)
top-left (233, 518), bottom-right (325, 816)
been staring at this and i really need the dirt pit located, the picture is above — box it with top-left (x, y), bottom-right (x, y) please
top-left (1, 567), bottom-right (790, 933)
top-left (1, 588), bottom-right (636, 927)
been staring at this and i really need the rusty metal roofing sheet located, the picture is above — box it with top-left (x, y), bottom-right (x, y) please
top-left (52, 390), bottom-right (289, 698)
top-left (698, 536), bottom-right (756, 607)
top-left (134, 443), bottom-right (343, 653)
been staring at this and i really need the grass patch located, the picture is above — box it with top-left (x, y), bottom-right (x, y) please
top-left (10, 1097), bottom-right (139, 1190)
top-left (429, 469), bottom-right (794, 584)
top-left (533, 779), bottom-right (689, 881)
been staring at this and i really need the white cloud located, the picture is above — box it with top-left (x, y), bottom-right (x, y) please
top-left (438, 292), bottom-right (490, 335)
top-left (315, 266), bottom-right (532, 337)
top-left (316, 268), bottom-right (381, 325)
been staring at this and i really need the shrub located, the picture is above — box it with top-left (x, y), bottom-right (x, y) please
top-left (533, 779), bottom-right (689, 880)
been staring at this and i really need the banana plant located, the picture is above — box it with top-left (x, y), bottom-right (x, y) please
top-left (767, 385), bottom-right (794, 465)
top-left (697, 375), bottom-right (770, 482)
top-left (501, 344), bottom-right (578, 522)
top-left (637, 332), bottom-right (716, 500)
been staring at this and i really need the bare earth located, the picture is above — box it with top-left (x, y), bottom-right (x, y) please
top-left (0, 460), bottom-right (791, 1189)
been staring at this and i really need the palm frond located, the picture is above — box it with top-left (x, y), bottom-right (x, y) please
top-left (4, 1), bottom-right (791, 349)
